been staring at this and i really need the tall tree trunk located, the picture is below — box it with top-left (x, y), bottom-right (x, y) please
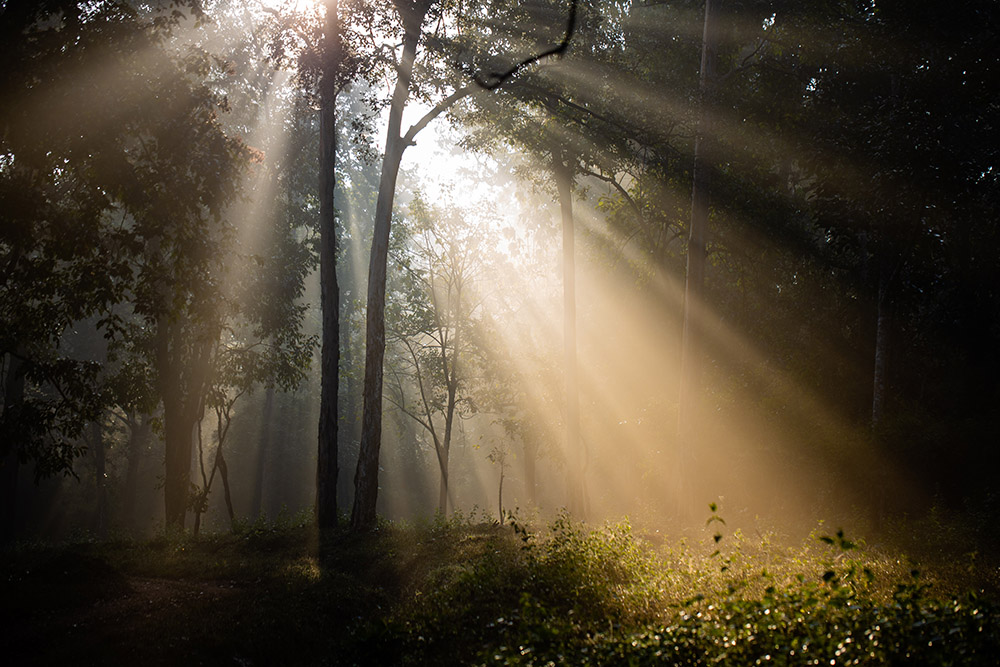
top-left (317, 0), bottom-right (342, 533)
top-left (253, 385), bottom-right (274, 518)
top-left (159, 323), bottom-right (213, 531)
top-left (218, 450), bottom-right (235, 530)
top-left (438, 455), bottom-right (450, 515)
top-left (436, 285), bottom-right (461, 516)
top-left (352, 2), bottom-right (429, 531)
top-left (437, 396), bottom-right (457, 515)
top-left (554, 152), bottom-right (585, 517)
top-left (675, 0), bottom-right (719, 502)
top-left (163, 396), bottom-right (195, 530)
top-left (497, 463), bottom-right (505, 522)
top-left (1, 353), bottom-right (26, 544)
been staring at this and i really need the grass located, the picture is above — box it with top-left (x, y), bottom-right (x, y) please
top-left (2, 510), bottom-right (998, 666)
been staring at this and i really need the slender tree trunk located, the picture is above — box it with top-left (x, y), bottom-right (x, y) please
top-left (218, 451), bottom-right (235, 529)
top-left (317, 0), bottom-right (342, 533)
top-left (253, 385), bottom-right (274, 518)
top-left (498, 464), bottom-right (505, 522)
top-left (438, 455), bottom-right (450, 515)
top-left (554, 152), bottom-right (585, 517)
top-left (437, 402), bottom-right (456, 515)
top-left (352, 3), bottom-right (429, 531)
top-left (675, 0), bottom-right (718, 503)
top-left (1, 353), bottom-right (26, 544)
top-left (436, 289), bottom-right (461, 515)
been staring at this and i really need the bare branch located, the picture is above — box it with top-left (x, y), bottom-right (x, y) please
top-left (470, 0), bottom-right (579, 90)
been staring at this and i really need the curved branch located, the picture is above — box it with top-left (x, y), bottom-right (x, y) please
top-left (470, 0), bottom-right (579, 90)
top-left (403, 85), bottom-right (476, 145)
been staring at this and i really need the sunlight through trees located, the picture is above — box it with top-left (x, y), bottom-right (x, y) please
top-left (2, 0), bottom-right (998, 553)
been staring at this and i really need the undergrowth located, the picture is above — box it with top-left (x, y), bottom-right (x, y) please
top-left (2, 509), bottom-right (998, 666)
top-left (395, 509), bottom-right (1000, 666)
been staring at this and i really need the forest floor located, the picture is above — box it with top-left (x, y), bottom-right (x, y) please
top-left (3, 512), bottom-right (1000, 666)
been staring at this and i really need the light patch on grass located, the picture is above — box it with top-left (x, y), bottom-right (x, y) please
top-left (284, 555), bottom-right (323, 582)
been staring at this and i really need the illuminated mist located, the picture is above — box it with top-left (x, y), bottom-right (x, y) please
top-left (5, 0), bottom-right (992, 547)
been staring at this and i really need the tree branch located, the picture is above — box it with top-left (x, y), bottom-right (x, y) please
top-left (403, 85), bottom-right (476, 145)
top-left (580, 167), bottom-right (645, 225)
top-left (470, 0), bottom-right (579, 90)
top-left (260, 4), bottom-right (316, 50)
top-left (718, 37), bottom-right (770, 83)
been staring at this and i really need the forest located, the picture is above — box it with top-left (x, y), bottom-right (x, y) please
top-left (2, 0), bottom-right (999, 664)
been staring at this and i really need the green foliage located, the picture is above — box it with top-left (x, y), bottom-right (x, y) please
top-left (2, 517), bottom-right (998, 665)
top-left (478, 519), bottom-right (999, 666)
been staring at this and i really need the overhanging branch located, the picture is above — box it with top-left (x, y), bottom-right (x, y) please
top-left (469, 0), bottom-right (579, 90)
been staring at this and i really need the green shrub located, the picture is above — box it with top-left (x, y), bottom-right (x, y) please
top-left (478, 519), bottom-right (1000, 666)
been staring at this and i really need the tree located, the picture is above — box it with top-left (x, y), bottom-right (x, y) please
top-left (0, 0), bottom-right (250, 537)
top-left (385, 195), bottom-right (491, 515)
top-left (552, 151), bottom-right (585, 517)
top-left (316, 0), bottom-right (343, 532)
top-left (674, 0), bottom-right (719, 506)
top-left (351, 0), bottom-right (467, 529)
top-left (349, 0), bottom-right (583, 529)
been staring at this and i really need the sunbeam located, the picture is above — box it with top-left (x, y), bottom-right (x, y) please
top-left (4, 2), bottom-right (998, 660)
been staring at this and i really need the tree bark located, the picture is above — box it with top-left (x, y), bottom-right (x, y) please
top-left (497, 464), bottom-right (505, 522)
top-left (437, 391), bottom-right (457, 516)
top-left (438, 455), bottom-right (450, 515)
top-left (437, 276), bottom-right (461, 515)
top-left (317, 0), bottom-right (342, 533)
top-left (554, 152), bottom-right (585, 517)
top-left (218, 450), bottom-right (235, 529)
top-left (351, 1), bottom-right (430, 531)
top-left (675, 0), bottom-right (718, 499)
top-left (159, 320), bottom-right (214, 531)
top-left (162, 391), bottom-right (195, 530)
